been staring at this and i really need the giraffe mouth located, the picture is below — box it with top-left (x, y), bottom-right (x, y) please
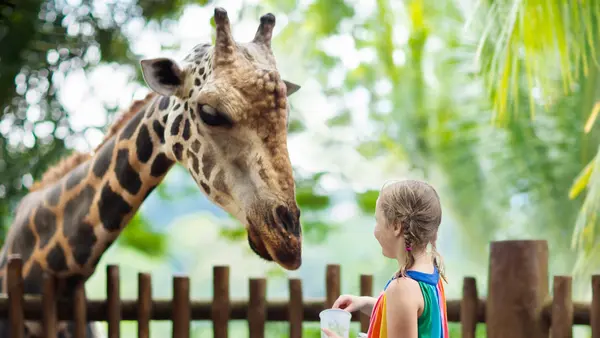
top-left (247, 230), bottom-right (272, 262)
top-left (246, 218), bottom-right (302, 270)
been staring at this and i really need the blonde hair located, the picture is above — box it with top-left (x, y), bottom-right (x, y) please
top-left (378, 179), bottom-right (446, 282)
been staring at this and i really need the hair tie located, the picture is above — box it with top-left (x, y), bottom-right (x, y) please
top-left (406, 246), bottom-right (412, 251)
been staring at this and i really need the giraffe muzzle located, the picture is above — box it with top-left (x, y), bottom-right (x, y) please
top-left (245, 206), bottom-right (302, 270)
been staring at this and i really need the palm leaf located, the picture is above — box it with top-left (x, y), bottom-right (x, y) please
top-left (472, 0), bottom-right (600, 125)
top-left (571, 145), bottom-right (600, 252)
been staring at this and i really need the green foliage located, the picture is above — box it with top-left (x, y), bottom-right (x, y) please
top-left (265, 266), bottom-right (287, 279)
top-left (118, 213), bottom-right (167, 257)
top-left (292, 171), bottom-right (332, 214)
top-left (448, 323), bottom-right (487, 338)
top-left (356, 190), bottom-right (379, 215)
top-left (288, 119), bottom-right (306, 133)
top-left (218, 225), bottom-right (246, 242)
top-left (0, 0), bottom-right (191, 237)
top-left (155, 184), bottom-right (174, 201)
top-left (96, 28), bottom-right (131, 64)
top-left (355, 140), bottom-right (384, 160)
top-left (296, 185), bottom-right (330, 211)
top-left (264, 322), bottom-right (361, 338)
top-left (305, 0), bottom-right (354, 36)
top-left (326, 110), bottom-right (352, 128)
top-left (469, 0), bottom-right (600, 272)
top-left (273, 0), bottom-right (600, 273)
top-left (302, 220), bottom-right (335, 244)
top-left (137, 0), bottom-right (181, 20)
top-left (474, 0), bottom-right (600, 124)
top-left (138, 0), bottom-right (212, 21)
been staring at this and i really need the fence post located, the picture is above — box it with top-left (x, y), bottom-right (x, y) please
top-left (288, 279), bottom-right (303, 338)
top-left (248, 278), bottom-right (266, 338)
top-left (359, 275), bottom-right (372, 333)
top-left (326, 265), bottom-right (340, 309)
top-left (461, 277), bottom-right (478, 338)
top-left (486, 240), bottom-right (549, 338)
top-left (172, 275), bottom-right (190, 338)
top-left (137, 273), bottom-right (152, 338)
top-left (42, 273), bottom-right (57, 337)
top-left (592, 275), bottom-right (600, 338)
top-left (7, 255), bottom-right (23, 338)
top-left (107, 265), bottom-right (121, 338)
top-left (212, 266), bottom-right (230, 338)
top-left (551, 276), bottom-right (572, 338)
top-left (73, 279), bottom-right (87, 337)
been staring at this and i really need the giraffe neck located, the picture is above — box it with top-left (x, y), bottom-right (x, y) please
top-left (88, 94), bottom-right (176, 238)
top-left (3, 95), bottom-right (176, 288)
top-left (67, 95), bottom-right (177, 269)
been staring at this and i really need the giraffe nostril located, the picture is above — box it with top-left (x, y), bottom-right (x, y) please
top-left (275, 205), bottom-right (300, 236)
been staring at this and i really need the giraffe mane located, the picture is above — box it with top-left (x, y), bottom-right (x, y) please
top-left (29, 91), bottom-right (159, 192)
top-left (91, 91), bottom-right (158, 151)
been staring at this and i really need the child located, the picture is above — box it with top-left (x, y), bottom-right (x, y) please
top-left (322, 179), bottom-right (449, 338)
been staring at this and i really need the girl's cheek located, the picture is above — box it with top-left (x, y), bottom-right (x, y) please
top-left (375, 229), bottom-right (389, 251)
top-left (374, 227), bottom-right (381, 241)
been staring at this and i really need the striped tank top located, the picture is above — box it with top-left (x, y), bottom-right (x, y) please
top-left (367, 267), bottom-right (449, 338)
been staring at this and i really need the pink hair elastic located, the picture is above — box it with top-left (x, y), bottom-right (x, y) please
top-left (406, 247), bottom-right (412, 251)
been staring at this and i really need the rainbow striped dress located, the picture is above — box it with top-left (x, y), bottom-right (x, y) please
top-left (367, 267), bottom-right (449, 338)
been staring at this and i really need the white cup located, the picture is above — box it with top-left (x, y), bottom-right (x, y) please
top-left (319, 309), bottom-right (352, 338)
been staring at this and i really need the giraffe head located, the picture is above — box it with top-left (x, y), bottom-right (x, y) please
top-left (139, 8), bottom-right (303, 270)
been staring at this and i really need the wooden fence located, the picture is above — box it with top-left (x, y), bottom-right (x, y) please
top-left (0, 240), bottom-right (599, 338)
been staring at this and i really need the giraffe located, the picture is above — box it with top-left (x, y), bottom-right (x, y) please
top-left (0, 7), bottom-right (303, 337)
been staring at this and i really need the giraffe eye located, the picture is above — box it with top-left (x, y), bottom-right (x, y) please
top-left (197, 104), bottom-right (233, 128)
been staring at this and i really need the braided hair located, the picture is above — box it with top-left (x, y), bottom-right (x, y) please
top-left (379, 179), bottom-right (446, 282)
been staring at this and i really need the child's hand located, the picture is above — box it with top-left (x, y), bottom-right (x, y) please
top-left (322, 328), bottom-right (343, 338)
top-left (332, 294), bottom-right (365, 312)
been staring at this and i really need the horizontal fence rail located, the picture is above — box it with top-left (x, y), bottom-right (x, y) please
top-left (2, 245), bottom-right (600, 337)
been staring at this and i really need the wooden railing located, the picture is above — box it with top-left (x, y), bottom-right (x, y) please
top-left (0, 240), bottom-right (599, 337)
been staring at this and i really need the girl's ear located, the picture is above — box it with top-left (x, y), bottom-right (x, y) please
top-left (392, 222), bottom-right (403, 237)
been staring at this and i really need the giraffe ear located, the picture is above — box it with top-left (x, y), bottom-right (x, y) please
top-left (140, 58), bottom-right (184, 96)
top-left (283, 80), bottom-right (301, 97)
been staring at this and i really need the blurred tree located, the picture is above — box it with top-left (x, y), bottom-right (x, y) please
top-left (469, 0), bottom-right (600, 275)
top-left (254, 0), bottom-right (600, 279)
top-left (0, 0), bottom-right (193, 251)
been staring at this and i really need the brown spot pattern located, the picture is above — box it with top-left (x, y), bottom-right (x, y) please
top-left (213, 169), bottom-right (230, 196)
top-left (201, 147), bottom-right (216, 179)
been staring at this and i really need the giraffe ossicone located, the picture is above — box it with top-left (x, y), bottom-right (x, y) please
top-left (0, 7), bottom-right (302, 337)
